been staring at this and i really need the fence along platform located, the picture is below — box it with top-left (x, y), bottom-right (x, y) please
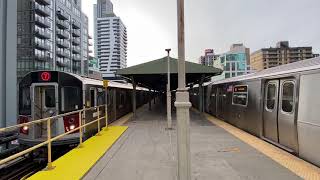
top-left (28, 126), bottom-right (128, 180)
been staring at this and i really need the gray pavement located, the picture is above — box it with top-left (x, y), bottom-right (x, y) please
top-left (84, 102), bottom-right (301, 180)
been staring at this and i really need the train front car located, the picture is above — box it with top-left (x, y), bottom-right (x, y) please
top-left (18, 71), bottom-right (84, 147)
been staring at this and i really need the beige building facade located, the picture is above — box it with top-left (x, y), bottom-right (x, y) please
top-left (250, 41), bottom-right (318, 71)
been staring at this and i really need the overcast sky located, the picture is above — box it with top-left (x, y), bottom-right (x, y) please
top-left (82, 0), bottom-right (320, 66)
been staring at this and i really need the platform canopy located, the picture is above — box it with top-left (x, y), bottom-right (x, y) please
top-left (116, 57), bottom-right (223, 91)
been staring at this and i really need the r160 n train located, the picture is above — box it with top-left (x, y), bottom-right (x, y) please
top-left (18, 71), bottom-right (150, 147)
top-left (191, 57), bottom-right (320, 167)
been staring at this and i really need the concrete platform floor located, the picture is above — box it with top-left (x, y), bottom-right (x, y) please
top-left (84, 102), bottom-right (301, 180)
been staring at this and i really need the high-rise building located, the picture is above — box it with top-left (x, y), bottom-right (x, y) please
top-left (17, 0), bottom-right (89, 80)
top-left (199, 49), bottom-right (219, 67)
top-left (0, 0), bottom-right (17, 127)
top-left (212, 44), bottom-right (252, 81)
top-left (94, 0), bottom-right (127, 80)
top-left (250, 41), bottom-right (318, 71)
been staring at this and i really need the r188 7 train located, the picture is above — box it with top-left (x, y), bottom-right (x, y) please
top-left (191, 57), bottom-right (320, 167)
top-left (18, 71), bottom-right (149, 147)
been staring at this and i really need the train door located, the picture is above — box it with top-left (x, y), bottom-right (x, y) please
top-left (278, 79), bottom-right (298, 152)
top-left (210, 87), bottom-right (217, 115)
top-left (263, 80), bottom-right (279, 142)
top-left (31, 84), bottom-right (58, 138)
top-left (216, 87), bottom-right (224, 119)
top-left (31, 83), bottom-right (58, 120)
top-left (263, 79), bottom-right (298, 152)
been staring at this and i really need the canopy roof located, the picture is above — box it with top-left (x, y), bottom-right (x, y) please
top-left (116, 57), bottom-right (222, 91)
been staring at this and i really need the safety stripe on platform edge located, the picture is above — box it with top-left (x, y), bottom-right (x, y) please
top-left (28, 126), bottom-right (128, 180)
top-left (203, 112), bottom-right (320, 180)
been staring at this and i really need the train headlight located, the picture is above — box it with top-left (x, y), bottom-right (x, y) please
top-left (63, 115), bottom-right (79, 133)
top-left (69, 124), bottom-right (76, 130)
top-left (19, 116), bottom-right (29, 134)
top-left (20, 125), bottom-right (29, 134)
top-left (22, 126), bottom-right (28, 131)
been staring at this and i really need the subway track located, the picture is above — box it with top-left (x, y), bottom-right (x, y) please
top-left (0, 156), bottom-right (45, 180)
top-left (0, 144), bottom-right (76, 180)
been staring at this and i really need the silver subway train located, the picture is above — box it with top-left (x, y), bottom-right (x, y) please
top-left (191, 57), bottom-right (320, 167)
top-left (18, 71), bottom-right (149, 147)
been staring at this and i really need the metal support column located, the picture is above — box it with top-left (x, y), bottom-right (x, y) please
top-left (175, 0), bottom-right (191, 179)
top-left (166, 49), bottom-right (172, 130)
top-left (132, 77), bottom-right (137, 117)
top-left (199, 75), bottom-right (205, 113)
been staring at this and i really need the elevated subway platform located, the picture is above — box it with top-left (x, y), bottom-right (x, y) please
top-left (83, 102), bottom-right (317, 180)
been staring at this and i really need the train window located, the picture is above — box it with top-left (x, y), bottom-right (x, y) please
top-left (232, 94), bottom-right (247, 106)
top-left (107, 90), bottom-right (112, 106)
top-left (44, 88), bottom-right (55, 108)
top-left (20, 87), bottom-right (31, 113)
top-left (90, 89), bottom-right (97, 107)
top-left (266, 83), bottom-right (276, 110)
top-left (281, 81), bottom-right (294, 113)
top-left (119, 92), bottom-right (125, 108)
top-left (62, 87), bottom-right (80, 112)
top-left (232, 85), bottom-right (248, 106)
top-left (97, 91), bottom-right (105, 105)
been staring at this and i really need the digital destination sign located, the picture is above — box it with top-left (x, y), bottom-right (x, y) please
top-left (31, 71), bottom-right (58, 83)
top-left (233, 85), bottom-right (248, 93)
top-left (40, 72), bottom-right (51, 81)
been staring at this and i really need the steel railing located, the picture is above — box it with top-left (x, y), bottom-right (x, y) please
top-left (0, 104), bottom-right (108, 170)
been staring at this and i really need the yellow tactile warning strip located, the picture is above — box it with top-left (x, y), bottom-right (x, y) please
top-left (28, 126), bottom-right (128, 180)
top-left (202, 112), bottom-right (320, 180)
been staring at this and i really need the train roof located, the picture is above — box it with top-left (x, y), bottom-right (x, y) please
top-left (211, 56), bottom-right (320, 85)
top-left (69, 73), bottom-right (148, 91)
top-left (20, 71), bottom-right (148, 91)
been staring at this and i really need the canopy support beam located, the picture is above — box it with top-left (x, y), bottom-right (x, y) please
top-left (131, 76), bottom-right (136, 118)
top-left (199, 75), bottom-right (205, 113)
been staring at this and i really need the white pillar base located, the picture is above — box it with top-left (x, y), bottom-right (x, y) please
top-left (175, 90), bottom-right (191, 180)
top-left (167, 93), bottom-right (172, 129)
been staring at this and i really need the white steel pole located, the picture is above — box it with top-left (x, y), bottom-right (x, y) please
top-left (166, 49), bottom-right (172, 130)
top-left (175, 0), bottom-right (191, 179)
